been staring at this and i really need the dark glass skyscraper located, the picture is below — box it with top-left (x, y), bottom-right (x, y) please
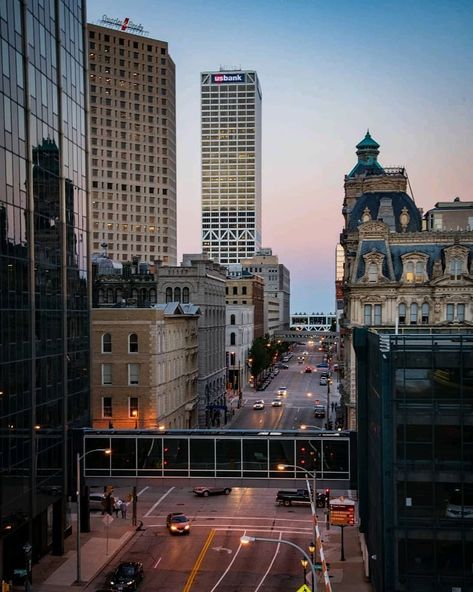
top-left (0, 0), bottom-right (89, 579)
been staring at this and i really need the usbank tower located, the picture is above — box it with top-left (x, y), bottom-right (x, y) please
top-left (201, 70), bottom-right (262, 265)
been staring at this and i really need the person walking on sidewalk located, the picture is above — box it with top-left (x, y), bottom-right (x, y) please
top-left (121, 501), bottom-right (128, 518)
top-left (113, 498), bottom-right (122, 518)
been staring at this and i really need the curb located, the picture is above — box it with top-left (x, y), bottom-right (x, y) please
top-left (82, 524), bottom-right (144, 590)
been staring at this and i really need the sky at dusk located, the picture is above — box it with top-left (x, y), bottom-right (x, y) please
top-left (87, 0), bottom-right (473, 313)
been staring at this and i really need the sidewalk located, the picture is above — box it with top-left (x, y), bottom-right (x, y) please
top-left (30, 510), bottom-right (137, 592)
top-left (317, 519), bottom-right (372, 591)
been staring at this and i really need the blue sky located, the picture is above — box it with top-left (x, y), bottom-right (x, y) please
top-left (87, 0), bottom-right (473, 312)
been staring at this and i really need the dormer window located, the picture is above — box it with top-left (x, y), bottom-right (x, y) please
top-left (405, 262), bottom-right (414, 283)
top-left (401, 253), bottom-right (428, 284)
top-left (450, 258), bottom-right (463, 280)
top-left (368, 263), bottom-right (378, 283)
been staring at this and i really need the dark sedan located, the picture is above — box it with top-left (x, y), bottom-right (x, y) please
top-left (106, 561), bottom-right (143, 591)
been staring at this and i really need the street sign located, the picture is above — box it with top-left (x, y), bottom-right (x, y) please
top-left (330, 496), bottom-right (356, 526)
top-left (102, 514), bottom-right (114, 526)
top-left (295, 585), bottom-right (311, 592)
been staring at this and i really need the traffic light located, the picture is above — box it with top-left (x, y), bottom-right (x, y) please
top-left (105, 492), bottom-right (113, 516)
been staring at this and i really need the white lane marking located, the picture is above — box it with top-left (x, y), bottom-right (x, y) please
top-left (144, 487), bottom-right (175, 517)
top-left (145, 524), bottom-right (312, 536)
top-left (209, 542), bottom-right (243, 592)
top-left (153, 557), bottom-right (162, 569)
top-left (142, 514), bottom-right (313, 524)
top-left (137, 486), bottom-right (149, 496)
top-left (255, 531), bottom-right (282, 592)
top-left (211, 546), bottom-right (232, 554)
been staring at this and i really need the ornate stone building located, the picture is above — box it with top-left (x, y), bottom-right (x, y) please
top-left (339, 132), bottom-right (473, 429)
top-left (92, 253), bottom-right (227, 428)
top-left (91, 304), bottom-right (199, 429)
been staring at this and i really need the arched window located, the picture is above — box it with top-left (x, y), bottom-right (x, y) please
top-left (230, 314), bottom-right (236, 325)
top-left (421, 303), bottom-right (429, 324)
top-left (149, 288), bottom-right (157, 304)
top-left (107, 288), bottom-right (114, 303)
top-left (398, 303), bottom-right (406, 325)
top-left (364, 304), bottom-right (372, 326)
top-left (131, 288), bottom-right (138, 300)
top-left (174, 287), bottom-right (181, 302)
top-left (129, 333), bottom-right (138, 353)
top-left (102, 333), bottom-right (112, 353)
top-left (230, 332), bottom-right (236, 346)
top-left (410, 303), bottom-right (418, 325)
top-left (368, 263), bottom-right (378, 283)
top-left (98, 289), bottom-right (105, 304)
top-left (182, 287), bottom-right (190, 303)
top-left (165, 287), bottom-right (172, 303)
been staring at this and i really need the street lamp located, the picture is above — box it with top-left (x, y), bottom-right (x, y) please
top-left (241, 535), bottom-right (317, 591)
top-left (76, 448), bottom-right (111, 583)
top-left (132, 409), bottom-right (138, 429)
top-left (301, 557), bottom-right (308, 584)
top-left (309, 541), bottom-right (316, 591)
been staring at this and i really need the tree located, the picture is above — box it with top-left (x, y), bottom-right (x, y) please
top-left (248, 337), bottom-right (271, 385)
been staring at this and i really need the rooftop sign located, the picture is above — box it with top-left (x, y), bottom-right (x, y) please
top-left (99, 15), bottom-right (149, 36)
top-left (212, 73), bottom-right (246, 84)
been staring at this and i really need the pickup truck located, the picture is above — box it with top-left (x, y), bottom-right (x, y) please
top-left (275, 489), bottom-right (328, 507)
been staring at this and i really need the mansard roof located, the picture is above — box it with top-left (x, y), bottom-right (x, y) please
top-left (348, 191), bottom-right (422, 233)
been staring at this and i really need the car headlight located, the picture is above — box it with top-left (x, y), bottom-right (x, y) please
top-left (171, 525), bottom-right (177, 530)
top-left (127, 581), bottom-right (134, 586)
top-left (184, 524), bottom-right (190, 529)
top-left (110, 580), bottom-right (115, 585)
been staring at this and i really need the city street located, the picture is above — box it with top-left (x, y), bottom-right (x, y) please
top-left (86, 486), bottom-right (356, 592)
top-left (230, 343), bottom-right (338, 431)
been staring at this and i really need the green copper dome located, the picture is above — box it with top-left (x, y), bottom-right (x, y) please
top-left (348, 130), bottom-right (384, 178)
top-left (356, 130), bottom-right (380, 150)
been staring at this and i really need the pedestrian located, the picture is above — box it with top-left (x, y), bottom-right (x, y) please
top-left (331, 402), bottom-right (335, 412)
top-left (121, 501), bottom-right (128, 518)
top-left (113, 498), bottom-right (122, 518)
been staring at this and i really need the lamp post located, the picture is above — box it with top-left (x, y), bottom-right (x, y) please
top-left (309, 541), bottom-right (316, 591)
top-left (75, 448), bottom-right (110, 584)
top-left (241, 535), bottom-right (317, 591)
top-left (301, 557), bottom-right (308, 584)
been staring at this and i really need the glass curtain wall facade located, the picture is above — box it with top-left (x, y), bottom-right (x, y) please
top-left (355, 329), bottom-right (473, 592)
top-left (201, 70), bottom-right (262, 265)
top-left (0, 0), bottom-right (89, 578)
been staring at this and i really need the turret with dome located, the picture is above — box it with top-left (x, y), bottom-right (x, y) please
top-left (343, 131), bottom-right (422, 233)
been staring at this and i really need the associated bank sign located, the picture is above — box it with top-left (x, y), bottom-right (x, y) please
top-left (212, 73), bottom-right (246, 84)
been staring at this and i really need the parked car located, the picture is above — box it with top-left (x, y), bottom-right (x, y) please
top-left (89, 492), bottom-right (106, 512)
top-left (271, 399), bottom-right (283, 407)
top-left (166, 512), bottom-right (190, 535)
top-left (253, 400), bottom-right (265, 410)
top-left (319, 376), bottom-right (328, 386)
top-left (193, 486), bottom-right (232, 497)
top-left (106, 561), bottom-right (143, 591)
top-left (314, 405), bottom-right (326, 418)
top-left (316, 362), bottom-right (329, 369)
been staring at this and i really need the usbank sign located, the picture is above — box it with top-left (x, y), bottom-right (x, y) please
top-left (212, 73), bottom-right (246, 84)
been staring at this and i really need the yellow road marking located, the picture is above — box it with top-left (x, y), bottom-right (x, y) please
top-left (183, 528), bottom-right (216, 592)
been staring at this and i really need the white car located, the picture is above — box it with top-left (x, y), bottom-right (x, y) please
top-left (277, 387), bottom-right (288, 396)
top-left (253, 400), bottom-right (265, 410)
top-left (271, 399), bottom-right (283, 407)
